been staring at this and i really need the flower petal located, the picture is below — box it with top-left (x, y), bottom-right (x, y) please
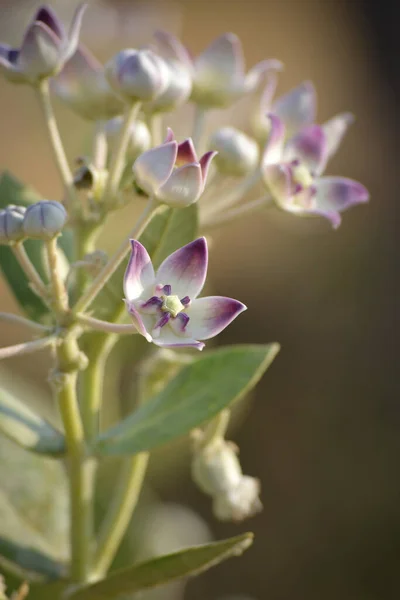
top-left (314, 176), bottom-right (369, 212)
top-left (185, 296), bottom-right (247, 340)
top-left (156, 237), bottom-right (208, 300)
top-left (18, 22), bottom-right (60, 80)
top-left (34, 6), bottom-right (65, 38)
top-left (261, 114), bottom-right (285, 167)
top-left (123, 240), bottom-right (155, 301)
top-left (157, 163), bottom-right (203, 207)
top-left (152, 327), bottom-right (205, 351)
top-left (177, 138), bottom-right (198, 165)
top-left (244, 58), bottom-right (283, 94)
top-left (273, 81), bottom-right (317, 138)
top-left (199, 151), bottom-right (217, 182)
top-left (154, 30), bottom-right (193, 69)
top-left (133, 141), bottom-right (178, 195)
top-left (283, 125), bottom-right (328, 175)
top-left (59, 3), bottom-right (88, 64)
top-left (125, 300), bottom-right (153, 342)
top-left (262, 163), bottom-right (292, 206)
top-left (322, 112), bottom-right (354, 161)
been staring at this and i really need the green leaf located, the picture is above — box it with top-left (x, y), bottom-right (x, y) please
top-left (0, 386), bottom-right (65, 456)
top-left (92, 204), bottom-right (198, 321)
top-left (0, 171), bottom-right (73, 322)
top-left (0, 435), bottom-right (68, 580)
top-left (69, 533), bottom-right (253, 600)
top-left (95, 343), bottom-right (280, 456)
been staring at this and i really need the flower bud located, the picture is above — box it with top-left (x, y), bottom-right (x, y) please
top-left (209, 127), bottom-right (259, 176)
top-left (105, 49), bottom-right (168, 102)
top-left (0, 205), bottom-right (26, 244)
top-left (105, 117), bottom-right (151, 160)
top-left (73, 159), bottom-right (108, 200)
top-left (23, 201), bottom-right (67, 240)
top-left (213, 476), bottom-right (262, 522)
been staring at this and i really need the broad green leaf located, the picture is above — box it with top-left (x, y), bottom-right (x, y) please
top-left (0, 171), bottom-right (72, 322)
top-left (92, 204), bottom-right (198, 322)
top-left (0, 435), bottom-right (68, 580)
top-left (69, 533), bottom-right (253, 600)
top-left (0, 386), bottom-right (65, 456)
top-left (95, 344), bottom-right (280, 456)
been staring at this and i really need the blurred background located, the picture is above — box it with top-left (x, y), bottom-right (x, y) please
top-left (0, 0), bottom-right (398, 599)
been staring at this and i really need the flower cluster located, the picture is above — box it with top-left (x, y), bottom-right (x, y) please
top-left (0, 201), bottom-right (66, 243)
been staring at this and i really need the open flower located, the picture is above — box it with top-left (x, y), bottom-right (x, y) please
top-left (0, 4), bottom-right (86, 85)
top-left (190, 33), bottom-right (281, 108)
top-left (124, 237), bottom-right (246, 350)
top-left (261, 114), bottom-right (369, 228)
top-left (133, 129), bottom-right (216, 207)
top-left (52, 43), bottom-right (124, 121)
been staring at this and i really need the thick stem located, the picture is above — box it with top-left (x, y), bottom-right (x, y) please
top-left (192, 105), bottom-right (207, 150)
top-left (54, 336), bottom-right (92, 583)
top-left (12, 242), bottom-right (48, 301)
top-left (46, 237), bottom-right (69, 317)
top-left (36, 80), bottom-right (76, 205)
top-left (73, 197), bottom-right (160, 315)
top-left (73, 224), bottom-right (101, 304)
top-left (103, 103), bottom-right (141, 206)
top-left (92, 452), bottom-right (149, 579)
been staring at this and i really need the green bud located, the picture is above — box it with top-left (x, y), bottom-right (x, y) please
top-left (0, 205), bottom-right (26, 244)
top-left (209, 127), bottom-right (259, 176)
top-left (23, 201), bottom-right (67, 240)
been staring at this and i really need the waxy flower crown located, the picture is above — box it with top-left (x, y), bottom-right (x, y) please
top-left (0, 3), bottom-right (369, 595)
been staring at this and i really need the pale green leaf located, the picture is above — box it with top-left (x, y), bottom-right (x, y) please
top-left (95, 344), bottom-right (280, 456)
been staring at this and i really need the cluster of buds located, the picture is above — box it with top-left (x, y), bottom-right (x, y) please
top-left (191, 411), bottom-right (262, 522)
top-left (0, 201), bottom-right (66, 244)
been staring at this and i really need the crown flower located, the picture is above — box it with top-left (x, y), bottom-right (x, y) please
top-left (0, 4), bottom-right (86, 85)
top-left (52, 43), bottom-right (124, 121)
top-left (261, 114), bottom-right (369, 228)
top-left (123, 237), bottom-right (246, 350)
top-left (133, 129), bottom-right (216, 207)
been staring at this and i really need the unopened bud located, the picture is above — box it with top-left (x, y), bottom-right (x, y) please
top-left (0, 205), bottom-right (26, 243)
top-left (213, 475), bottom-right (262, 522)
top-left (209, 127), bottom-right (259, 176)
top-left (105, 117), bottom-right (151, 160)
top-left (23, 201), bottom-right (67, 240)
top-left (74, 160), bottom-right (108, 200)
top-left (105, 49), bottom-right (168, 102)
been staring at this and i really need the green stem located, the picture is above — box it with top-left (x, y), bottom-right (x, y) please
top-left (12, 242), bottom-right (48, 301)
top-left (36, 80), bottom-right (76, 205)
top-left (148, 112), bottom-right (163, 147)
top-left (0, 312), bottom-right (50, 332)
top-left (73, 197), bottom-right (160, 315)
top-left (54, 336), bottom-right (92, 583)
top-left (103, 102), bottom-right (141, 207)
top-left (0, 336), bottom-right (55, 361)
top-left (92, 452), bottom-right (149, 579)
top-left (46, 237), bottom-right (69, 317)
top-left (202, 169), bottom-right (262, 222)
top-left (73, 224), bottom-right (101, 304)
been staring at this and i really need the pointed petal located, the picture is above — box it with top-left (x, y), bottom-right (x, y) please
top-left (152, 327), bottom-right (205, 350)
top-left (156, 237), bottom-right (208, 299)
top-left (125, 300), bottom-right (153, 342)
top-left (244, 58), bottom-right (283, 93)
top-left (164, 127), bottom-right (175, 143)
top-left (262, 163), bottom-right (292, 206)
top-left (157, 163), bottom-right (203, 207)
top-left (123, 240), bottom-right (155, 301)
top-left (133, 141), bottom-right (178, 195)
top-left (186, 296), bottom-right (247, 340)
top-left (154, 30), bottom-right (193, 69)
top-left (314, 176), bottom-right (369, 213)
top-left (323, 112), bottom-right (354, 160)
top-left (177, 138), bottom-right (198, 165)
top-left (284, 125), bottom-right (328, 174)
top-left (59, 3), bottom-right (88, 64)
top-left (273, 81), bottom-right (317, 137)
top-left (199, 151), bottom-right (217, 182)
top-left (196, 32), bottom-right (245, 80)
top-left (34, 6), bottom-right (65, 38)
top-left (19, 22), bottom-right (60, 80)
top-left (261, 114), bottom-right (285, 167)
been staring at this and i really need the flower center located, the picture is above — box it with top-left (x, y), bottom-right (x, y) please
top-left (292, 162), bottom-right (313, 190)
top-left (161, 294), bottom-right (185, 318)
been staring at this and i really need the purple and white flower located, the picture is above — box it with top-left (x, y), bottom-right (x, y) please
top-left (52, 43), bottom-right (124, 121)
top-left (0, 4), bottom-right (86, 85)
top-left (123, 237), bottom-right (246, 350)
top-left (190, 32), bottom-right (281, 108)
top-left (133, 129), bottom-right (216, 207)
top-left (261, 114), bottom-right (369, 228)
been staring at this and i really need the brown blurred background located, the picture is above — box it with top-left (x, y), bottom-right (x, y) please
top-left (0, 1), bottom-right (399, 599)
